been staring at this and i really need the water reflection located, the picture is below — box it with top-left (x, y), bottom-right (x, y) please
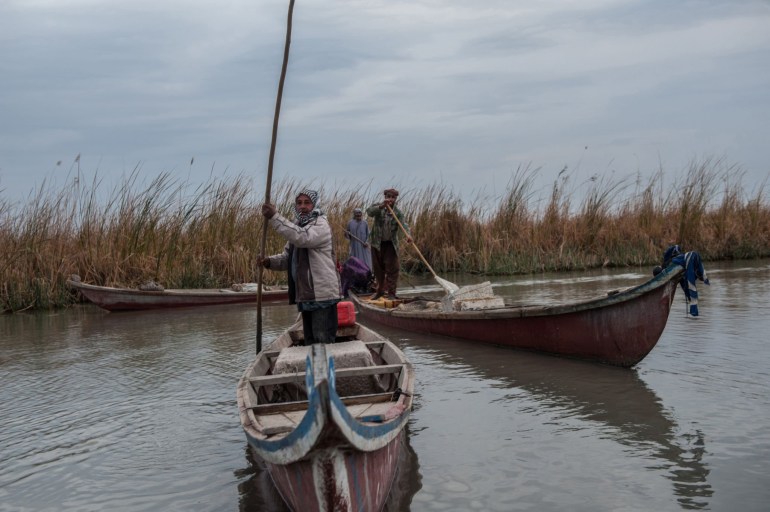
top-left (384, 425), bottom-right (422, 512)
top-left (393, 330), bottom-right (713, 509)
top-left (236, 446), bottom-right (289, 512)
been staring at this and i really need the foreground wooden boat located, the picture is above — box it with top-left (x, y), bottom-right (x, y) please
top-left (237, 318), bottom-right (414, 512)
top-left (66, 278), bottom-right (289, 312)
top-left (350, 263), bottom-right (686, 368)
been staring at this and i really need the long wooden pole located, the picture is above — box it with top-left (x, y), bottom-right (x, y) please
top-left (344, 230), bottom-right (368, 246)
top-left (257, 0), bottom-right (296, 354)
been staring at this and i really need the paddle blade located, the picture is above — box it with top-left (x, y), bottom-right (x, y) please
top-left (435, 275), bottom-right (460, 293)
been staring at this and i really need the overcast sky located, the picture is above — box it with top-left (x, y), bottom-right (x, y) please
top-left (1, 0), bottom-right (769, 206)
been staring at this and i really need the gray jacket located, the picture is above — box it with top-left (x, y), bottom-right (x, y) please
top-left (266, 212), bottom-right (341, 304)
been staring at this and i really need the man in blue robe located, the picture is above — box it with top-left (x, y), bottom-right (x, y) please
top-left (344, 208), bottom-right (372, 270)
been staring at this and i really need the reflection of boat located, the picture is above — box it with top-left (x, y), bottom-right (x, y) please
top-left (236, 319), bottom-right (415, 512)
top-left (67, 278), bottom-right (289, 312)
top-left (395, 331), bottom-right (713, 509)
top-left (350, 264), bottom-right (685, 367)
top-left (381, 421), bottom-right (422, 512)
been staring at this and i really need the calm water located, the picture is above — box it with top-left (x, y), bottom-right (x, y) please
top-left (2, 260), bottom-right (769, 511)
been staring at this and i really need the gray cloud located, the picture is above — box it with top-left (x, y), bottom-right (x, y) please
top-left (1, 0), bottom-right (769, 203)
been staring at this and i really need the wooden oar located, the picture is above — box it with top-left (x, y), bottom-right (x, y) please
top-left (257, 0), bottom-right (295, 354)
top-left (385, 204), bottom-right (459, 294)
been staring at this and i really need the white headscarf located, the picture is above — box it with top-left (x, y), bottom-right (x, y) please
top-left (294, 189), bottom-right (320, 226)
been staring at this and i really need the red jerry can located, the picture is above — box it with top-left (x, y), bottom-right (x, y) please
top-left (336, 301), bottom-right (356, 327)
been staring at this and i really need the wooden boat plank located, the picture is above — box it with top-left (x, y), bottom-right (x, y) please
top-left (336, 363), bottom-right (403, 378)
top-left (250, 372), bottom-right (306, 387)
top-left (378, 342), bottom-right (407, 365)
top-left (258, 349), bottom-right (283, 359)
top-left (289, 325), bottom-right (359, 342)
top-left (261, 425), bottom-right (294, 436)
top-left (249, 363), bottom-right (404, 387)
top-left (351, 402), bottom-right (403, 423)
top-left (346, 403), bottom-right (375, 418)
top-left (397, 364), bottom-right (408, 391)
top-left (263, 341), bottom-right (383, 361)
top-left (250, 391), bottom-right (395, 415)
top-left (257, 411), bottom-right (305, 436)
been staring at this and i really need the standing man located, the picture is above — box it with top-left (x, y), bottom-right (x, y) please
top-left (344, 208), bottom-right (373, 270)
top-left (259, 189), bottom-right (341, 345)
top-left (367, 188), bottom-right (412, 300)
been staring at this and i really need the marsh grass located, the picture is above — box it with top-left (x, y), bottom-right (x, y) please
top-left (2, 158), bottom-right (769, 311)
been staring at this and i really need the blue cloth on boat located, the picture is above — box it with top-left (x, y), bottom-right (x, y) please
top-left (662, 244), bottom-right (682, 267)
top-left (670, 250), bottom-right (710, 316)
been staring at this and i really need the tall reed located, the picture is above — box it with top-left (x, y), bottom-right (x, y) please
top-left (2, 158), bottom-right (769, 311)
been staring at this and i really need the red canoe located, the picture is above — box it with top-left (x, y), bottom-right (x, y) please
top-left (349, 264), bottom-right (686, 368)
top-left (67, 278), bottom-right (289, 312)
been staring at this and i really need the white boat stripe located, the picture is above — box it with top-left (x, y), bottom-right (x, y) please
top-left (333, 449), bottom-right (352, 510)
top-left (311, 456), bottom-right (328, 512)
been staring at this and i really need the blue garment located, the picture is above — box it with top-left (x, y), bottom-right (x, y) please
top-left (662, 244), bottom-right (682, 267)
top-left (670, 250), bottom-right (710, 316)
top-left (345, 218), bottom-right (372, 270)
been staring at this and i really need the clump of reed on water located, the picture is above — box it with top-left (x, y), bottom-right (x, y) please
top-left (2, 157), bottom-right (769, 312)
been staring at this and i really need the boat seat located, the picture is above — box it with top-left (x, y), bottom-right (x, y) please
top-left (250, 364), bottom-right (404, 387)
top-left (250, 391), bottom-right (396, 415)
top-left (288, 324), bottom-right (359, 343)
top-left (273, 340), bottom-right (386, 396)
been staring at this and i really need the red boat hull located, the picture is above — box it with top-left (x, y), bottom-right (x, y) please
top-left (68, 280), bottom-right (288, 311)
top-left (351, 268), bottom-right (683, 367)
top-left (267, 431), bottom-right (404, 512)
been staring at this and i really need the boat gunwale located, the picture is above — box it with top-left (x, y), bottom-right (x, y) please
top-left (66, 279), bottom-right (288, 297)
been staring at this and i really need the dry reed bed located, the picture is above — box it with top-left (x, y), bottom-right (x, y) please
top-left (2, 158), bottom-right (769, 312)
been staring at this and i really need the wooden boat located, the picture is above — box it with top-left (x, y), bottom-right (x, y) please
top-left (66, 277), bottom-right (289, 312)
top-left (349, 263), bottom-right (686, 368)
top-left (236, 318), bottom-right (415, 512)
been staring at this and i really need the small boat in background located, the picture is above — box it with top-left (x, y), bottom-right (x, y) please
top-left (349, 263), bottom-right (686, 368)
top-left (66, 275), bottom-right (289, 312)
top-left (237, 316), bottom-right (414, 512)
